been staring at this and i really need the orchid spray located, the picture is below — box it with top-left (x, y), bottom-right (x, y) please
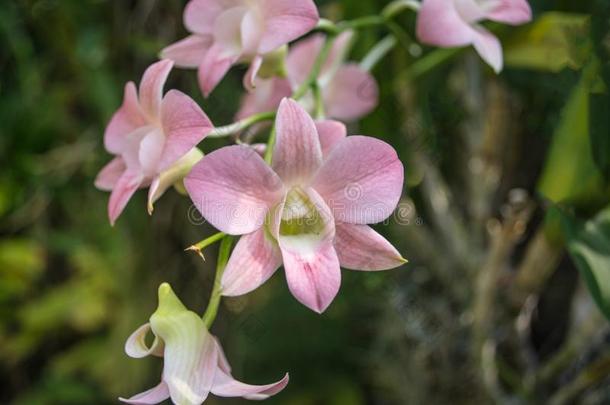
top-left (96, 0), bottom-right (531, 403)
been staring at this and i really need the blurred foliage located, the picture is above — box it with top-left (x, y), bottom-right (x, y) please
top-left (1, 0), bottom-right (610, 404)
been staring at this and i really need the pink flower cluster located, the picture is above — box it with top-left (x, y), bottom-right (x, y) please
top-left (95, 0), bottom-right (532, 403)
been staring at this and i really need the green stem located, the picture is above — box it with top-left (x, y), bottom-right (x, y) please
top-left (360, 35), bottom-right (397, 72)
top-left (382, 0), bottom-right (421, 20)
top-left (336, 15), bottom-right (385, 31)
top-left (397, 47), bottom-right (462, 83)
top-left (202, 236), bottom-right (234, 328)
top-left (264, 127), bottom-right (276, 164)
top-left (207, 111), bottom-right (276, 138)
top-left (312, 83), bottom-right (325, 119)
top-left (292, 35), bottom-right (336, 101)
top-left (186, 231), bottom-right (226, 258)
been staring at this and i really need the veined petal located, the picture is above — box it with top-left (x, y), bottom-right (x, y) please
top-left (256, 0), bottom-right (319, 54)
top-left (198, 43), bottom-right (240, 97)
top-left (221, 228), bottom-right (282, 296)
top-left (184, 145), bottom-right (285, 235)
top-left (184, 0), bottom-right (241, 35)
top-left (119, 381), bottom-right (170, 404)
top-left (125, 323), bottom-right (164, 358)
top-left (486, 0), bottom-right (532, 25)
top-left (312, 136), bottom-right (403, 224)
top-left (150, 284), bottom-right (218, 405)
top-left (315, 120), bottom-right (346, 158)
top-left (108, 170), bottom-right (143, 226)
top-left (159, 90), bottom-right (213, 172)
top-left (161, 35), bottom-right (213, 68)
top-left (139, 60), bottom-right (174, 120)
top-left (334, 223), bottom-right (406, 271)
top-left (95, 157), bottom-right (126, 191)
top-left (277, 187), bottom-right (340, 313)
top-left (323, 64), bottom-right (378, 122)
top-left (104, 82), bottom-right (147, 154)
top-left (148, 148), bottom-right (204, 214)
top-left (272, 98), bottom-right (323, 185)
top-left (212, 370), bottom-right (289, 399)
top-left (416, 0), bottom-right (475, 47)
top-left (471, 25), bottom-right (503, 73)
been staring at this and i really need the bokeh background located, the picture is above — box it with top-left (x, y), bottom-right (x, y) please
top-left (1, 0), bottom-right (610, 404)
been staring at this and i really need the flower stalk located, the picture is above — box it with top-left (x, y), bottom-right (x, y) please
top-left (202, 236), bottom-right (234, 328)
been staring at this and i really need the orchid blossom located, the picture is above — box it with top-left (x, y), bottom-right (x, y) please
top-left (416, 0), bottom-right (532, 72)
top-left (161, 0), bottom-right (319, 97)
top-left (120, 283), bottom-right (289, 405)
top-left (95, 59), bottom-right (213, 225)
top-left (185, 99), bottom-right (405, 313)
top-left (236, 32), bottom-right (379, 122)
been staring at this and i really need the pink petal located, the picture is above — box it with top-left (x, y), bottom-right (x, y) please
top-left (235, 77), bottom-right (291, 120)
top-left (240, 9), bottom-right (264, 55)
top-left (487, 0), bottom-right (532, 25)
top-left (315, 120), bottom-right (346, 158)
top-left (471, 26), bottom-right (503, 73)
top-left (416, 0), bottom-right (475, 47)
top-left (312, 136), bottom-right (403, 224)
top-left (108, 170), bottom-right (143, 226)
top-left (159, 90), bottom-right (213, 172)
top-left (272, 98), bottom-right (323, 185)
top-left (139, 59), bottom-right (173, 120)
top-left (334, 223), bottom-right (406, 271)
top-left (138, 128), bottom-right (165, 176)
top-left (213, 337), bottom-right (231, 374)
top-left (212, 369), bottom-right (289, 399)
top-left (119, 381), bottom-right (170, 405)
top-left (221, 228), bottom-right (282, 296)
top-left (242, 55), bottom-right (263, 92)
top-left (277, 187), bottom-right (340, 313)
top-left (198, 43), bottom-right (240, 97)
top-left (256, 0), bottom-right (319, 54)
top-left (95, 157), bottom-right (126, 191)
top-left (184, 0), bottom-right (238, 35)
top-left (124, 323), bottom-right (164, 358)
top-left (104, 82), bottom-right (147, 154)
top-left (324, 64), bottom-right (378, 121)
top-left (161, 35), bottom-right (213, 68)
top-left (184, 145), bottom-right (285, 235)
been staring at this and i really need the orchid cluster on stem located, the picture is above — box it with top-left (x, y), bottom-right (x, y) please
top-left (95, 0), bottom-right (532, 403)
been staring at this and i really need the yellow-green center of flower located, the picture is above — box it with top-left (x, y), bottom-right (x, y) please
top-left (279, 187), bottom-right (325, 237)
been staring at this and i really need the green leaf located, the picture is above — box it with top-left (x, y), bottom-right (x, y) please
top-left (504, 12), bottom-right (591, 72)
top-left (590, 91), bottom-right (610, 180)
top-left (561, 206), bottom-right (610, 320)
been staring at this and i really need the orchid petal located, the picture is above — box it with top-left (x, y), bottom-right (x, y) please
top-left (241, 9), bottom-right (264, 55)
top-left (198, 43), bottom-right (240, 97)
top-left (243, 55), bottom-right (263, 92)
top-left (315, 120), bottom-right (346, 158)
top-left (148, 148), bottom-right (204, 214)
top-left (184, 0), bottom-right (240, 35)
top-left (213, 337), bottom-right (231, 374)
top-left (108, 170), bottom-right (143, 226)
top-left (159, 90), bottom-right (213, 172)
top-left (139, 59), bottom-right (173, 120)
top-left (104, 82), bottom-right (147, 154)
top-left (138, 128), bottom-right (165, 176)
top-left (416, 0), bottom-right (475, 47)
top-left (487, 0), bottom-right (532, 25)
top-left (150, 284), bottom-right (218, 405)
top-left (235, 77), bottom-right (291, 120)
top-left (256, 0), bottom-right (319, 54)
top-left (324, 64), bottom-right (378, 121)
top-left (313, 136), bottom-right (403, 224)
top-left (277, 187), bottom-right (340, 313)
top-left (272, 98), bottom-right (322, 185)
top-left (212, 369), bottom-right (289, 399)
top-left (221, 228), bottom-right (282, 296)
top-left (119, 381), bottom-right (170, 405)
top-left (334, 223), bottom-right (406, 271)
top-left (471, 26), bottom-right (503, 73)
top-left (95, 157), bottom-right (126, 191)
top-left (161, 35), bottom-right (213, 68)
top-left (125, 323), bottom-right (164, 358)
top-left (184, 145), bottom-right (285, 235)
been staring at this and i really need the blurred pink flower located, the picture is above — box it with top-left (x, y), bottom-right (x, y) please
top-left (185, 99), bottom-right (405, 313)
top-left (236, 32), bottom-right (379, 122)
top-left (95, 60), bottom-right (213, 225)
top-left (162, 0), bottom-right (319, 97)
top-left (120, 283), bottom-right (288, 405)
top-left (416, 0), bottom-right (532, 72)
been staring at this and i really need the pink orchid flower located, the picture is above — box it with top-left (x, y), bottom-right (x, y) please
top-left (121, 283), bottom-right (288, 405)
top-left (161, 0), bottom-right (319, 97)
top-left (95, 59), bottom-right (213, 225)
top-left (416, 0), bottom-right (532, 72)
top-left (185, 99), bottom-right (405, 313)
top-left (236, 32), bottom-right (379, 122)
